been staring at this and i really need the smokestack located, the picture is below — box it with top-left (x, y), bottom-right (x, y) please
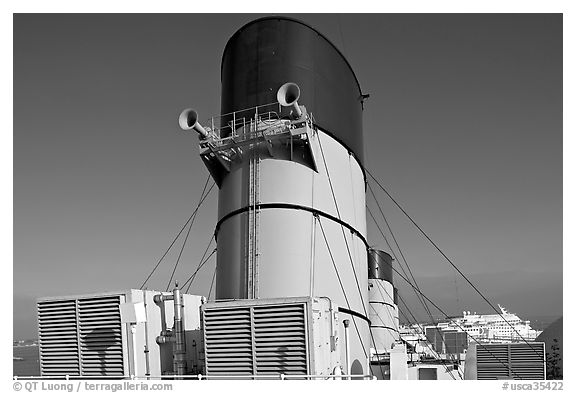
top-left (368, 249), bottom-right (400, 354)
top-left (203, 17), bottom-right (369, 376)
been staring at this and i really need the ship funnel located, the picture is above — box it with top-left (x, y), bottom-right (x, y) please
top-left (277, 82), bottom-right (303, 119)
top-left (178, 108), bottom-right (208, 138)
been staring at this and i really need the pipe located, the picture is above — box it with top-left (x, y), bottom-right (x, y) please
top-left (276, 82), bottom-right (302, 119)
top-left (343, 319), bottom-right (351, 379)
top-left (192, 340), bottom-right (198, 373)
top-left (129, 324), bottom-right (138, 378)
top-left (155, 333), bottom-right (174, 345)
top-left (319, 296), bottom-right (336, 351)
top-left (154, 288), bottom-right (187, 376)
top-left (153, 293), bottom-right (173, 304)
top-left (178, 108), bottom-right (209, 138)
top-left (143, 295), bottom-right (150, 379)
top-left (172, 285), bottom-right (187, 377)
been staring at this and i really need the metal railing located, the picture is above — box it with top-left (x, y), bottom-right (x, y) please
top-left (205, 102), bottom-right (283, 140)
top-left (14, 374), bottom-right (377, 380)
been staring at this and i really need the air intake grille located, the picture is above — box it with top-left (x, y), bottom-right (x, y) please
top-left (78, 296), bottom-right (123, 376)
top-left (38, 299), bottom-right (80, 376)
top-left (38, 296), bottom-right (124, 377)
top-left (253, 304), bottom-right (307, 374)
top-left (204, 306), bottom-right (253, 375)
top-left (203, 302), bottom-right (309, 376)
top-left (476, 343), bottom-right (545, 380)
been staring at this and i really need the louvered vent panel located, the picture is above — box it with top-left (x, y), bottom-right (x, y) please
top-left (78, 296), bottom-right (124, 376)
top-left (204, 306), bottom-right (253, 375)
top-left (253, 304), bottom-right (307, 375)
top-left (510, 343), bottom-right (545, 380)
top-left (203, 301), bottom-right (310, 377)
top-left (477, 343), bottom-right (545, 380)
top-left (38, 299), bottom-right (80, 376)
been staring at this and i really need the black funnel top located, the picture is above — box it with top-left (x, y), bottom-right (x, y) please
top-left (221, 17), bottom-right (365, 164)
top-left (368, 249), bottom-right (393, 283)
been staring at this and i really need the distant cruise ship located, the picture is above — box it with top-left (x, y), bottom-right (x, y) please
top-left (443, 305), bottom-right (542, 343)
top-left (399, 305), bottom-right (542, 357)
top-left (402, 305), bottom-right (542, 350)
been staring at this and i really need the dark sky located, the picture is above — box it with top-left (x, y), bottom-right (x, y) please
top-left (13, 14), bottom-right (562, 339)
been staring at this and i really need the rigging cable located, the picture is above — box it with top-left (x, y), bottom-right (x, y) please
top-left (317, 215), bottom-right (388, 378)
top-left (316, 132), bottom-right (384, 378)
top-left (366, 205), bottom-right (431, 321)
top-left (207, 266), bottom-right (217, 301)
top-left (388, 256), bottom-right (524, 379)
top-left (366, 203), bottom-right (461, 371)
top-left (369, 280), bottom-right (401, 353)
top-left (367, 202), bottom-right (461, 376)
top-left (182, 248), bottom-right (217, 293)
top-left (166, 176), bottom-right (213, 291)
top-left (391, 288), bottom-right (459, 380)
top-left (368, 241), bottom-right (456, 379)
top-left (317, 216), bottom-right (368, 361)
top-left (369, 184), bottom-right (531, 376)
top-left (366, 169), bottom-right (544, 362)
top-left (366, 207), bottom-right (414, 288)
top-left (182, 234), bottom-right (216, 293)
top-left (316, 131), bottom-right (369, 319)
top-left (367, 183), bottom-right (435, 320)
top-left (139, 174), bottom-right (214, 290)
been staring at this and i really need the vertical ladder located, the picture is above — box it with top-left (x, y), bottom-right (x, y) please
top-left (247, 115), bottom-right (261, 299)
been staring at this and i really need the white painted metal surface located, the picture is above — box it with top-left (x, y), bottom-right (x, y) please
top-left (368, 278), bottom-right (400, 353)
